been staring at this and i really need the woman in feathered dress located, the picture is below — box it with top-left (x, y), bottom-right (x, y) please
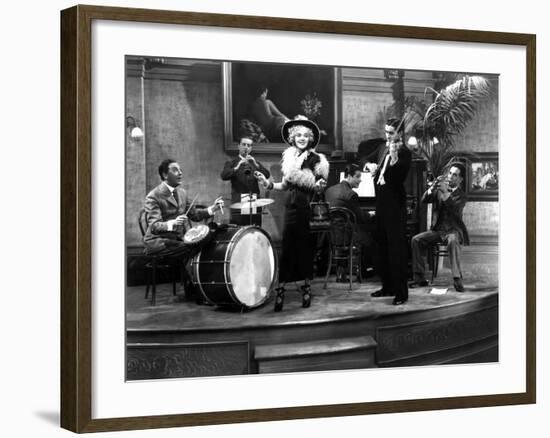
top-left (257, 118), bottom-right (329, 311)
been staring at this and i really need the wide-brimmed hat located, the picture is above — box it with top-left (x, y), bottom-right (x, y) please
top-left (281, 117), bottom-right (321, 148)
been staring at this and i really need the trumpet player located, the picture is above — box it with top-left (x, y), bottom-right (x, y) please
top-left (409, 164), bottom-right (469, 292)
top-left (220, 135), bottom-right (271, 226)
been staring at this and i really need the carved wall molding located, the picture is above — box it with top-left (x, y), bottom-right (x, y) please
top-left (342, 68), bottom-right (435, 95)
top-left (127, 56), bottom-right (221, 82)
top-left (376, 305), bottom-right (498, 363)
top-left (127, 341), bottom-right (249, 380)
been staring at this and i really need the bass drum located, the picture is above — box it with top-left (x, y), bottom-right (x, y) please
top-left (192, 225), bottom-right (278, 309)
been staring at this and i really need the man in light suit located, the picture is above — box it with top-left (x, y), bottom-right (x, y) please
top-left (409, 164), bottom-right (469, 292)
top-left (143, 158), bottom-right (224, 257)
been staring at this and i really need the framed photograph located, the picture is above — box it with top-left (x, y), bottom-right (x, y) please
top-left (464, 152), bottom-right (499, 201)
top-left (60, 5), bottom-right (536, 433)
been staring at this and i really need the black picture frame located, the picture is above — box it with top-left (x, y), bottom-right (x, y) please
top-left (463, 152), bottom-right (499, 201)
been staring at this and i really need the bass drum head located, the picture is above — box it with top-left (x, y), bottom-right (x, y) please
top-left (228, 227), bottom-right (276, 308)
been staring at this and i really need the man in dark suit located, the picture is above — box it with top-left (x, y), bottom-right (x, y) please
top-left (220, 136), bottom-right (270, 226)
top-left (409, 164), bottom-right (469, 292)
top-left (325, 163), bottom-right (375, 281)
top-left (369, 118), bottom-right (412, 305)
top-left (325, 163), bottom-right (366, 224)
top-left (143, 158), bottom-right (224, 256)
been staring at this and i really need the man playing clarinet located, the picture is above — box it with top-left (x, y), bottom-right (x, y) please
top-left (220, 136), bottom-right (270, 226)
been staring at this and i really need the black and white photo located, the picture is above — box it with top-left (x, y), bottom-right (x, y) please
top-left (125, 56), bottom-right (500, 380)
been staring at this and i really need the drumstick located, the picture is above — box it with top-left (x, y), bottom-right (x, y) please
top-left (185, 194), bottom-right (199, 216)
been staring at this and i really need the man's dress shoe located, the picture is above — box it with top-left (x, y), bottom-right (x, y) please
top-left (453, 278), bottom-right (465, 292)
top-left (392, 297), bottom-right (407, 305)
top-left (371, 289), bottom-right (394, 297)
top-left (408, 280), bottom-right (429, 288)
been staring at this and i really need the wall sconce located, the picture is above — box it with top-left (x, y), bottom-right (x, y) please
top-left (126, 116), bottom-right (144, 139)
top-left (407, 136), bottom-right (418, 147)
top-left (407, 136), bottom-right (439, 148)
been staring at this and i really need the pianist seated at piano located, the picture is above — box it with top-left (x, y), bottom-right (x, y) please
top-left (325, 163), bottom-right (376, 280)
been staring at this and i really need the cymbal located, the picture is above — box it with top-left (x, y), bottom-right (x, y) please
top-left (230, 198), bottom-right (274, 209)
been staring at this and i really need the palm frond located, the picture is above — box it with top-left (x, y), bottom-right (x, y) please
top-left (427, 76), bottom-right (490, 142)
top-left (405, 75), bottom-right (491, 175)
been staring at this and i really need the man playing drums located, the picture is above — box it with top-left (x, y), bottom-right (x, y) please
top-left (143, 158), bottom-right (224, 258)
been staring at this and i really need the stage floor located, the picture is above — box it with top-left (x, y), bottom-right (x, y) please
top-left (126, 272), bottom-right (498, 332)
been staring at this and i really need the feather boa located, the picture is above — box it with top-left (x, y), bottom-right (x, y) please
top-left (280, 147), bottom-right (329, 190)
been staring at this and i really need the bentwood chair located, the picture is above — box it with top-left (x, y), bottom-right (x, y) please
top-left (324, 207), bottom-right (362, 290)
top-left (429, 242), bottom-right (450, 283)
top-left (137, 208), bottom-right (180, 306)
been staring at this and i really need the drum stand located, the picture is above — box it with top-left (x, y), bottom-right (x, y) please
top-left (247, 191), bottom-right (254, 226)
top-left (246, 174), bottom-right (255, 227)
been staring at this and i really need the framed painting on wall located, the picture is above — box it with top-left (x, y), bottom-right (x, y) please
top-left (224, 61), bottom-right (341, 154)
top-left (465, 152), bottom-right (499, 201)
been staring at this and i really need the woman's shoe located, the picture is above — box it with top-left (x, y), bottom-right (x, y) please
top-left (274, 287), bottom-right (285, 312)
top-left (301, 284), bottom-right (312, 308)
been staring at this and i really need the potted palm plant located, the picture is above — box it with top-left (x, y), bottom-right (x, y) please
top-left (404, 75), bottom-right (492, 180)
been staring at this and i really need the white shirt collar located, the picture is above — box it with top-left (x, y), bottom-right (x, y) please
top-left (163, 181), bottom-right (176, 193)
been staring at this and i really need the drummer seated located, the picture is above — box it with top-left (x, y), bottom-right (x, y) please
top-left (143, 158), bottom-right (224, 259)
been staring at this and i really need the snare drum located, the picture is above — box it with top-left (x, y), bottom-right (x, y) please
top-left (192, 225), bottom-right (278, 309)
top-left (183, 223), bottom-right (212, 246)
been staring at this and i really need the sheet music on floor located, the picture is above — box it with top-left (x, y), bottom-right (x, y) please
top-left (339, 171), bottom-right (375, 197)
top-left (430, 288), bottom-right (448, 295)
